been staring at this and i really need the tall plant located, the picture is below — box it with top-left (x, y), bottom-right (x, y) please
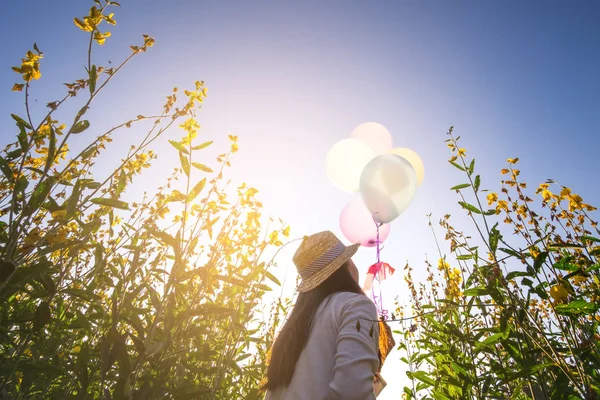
top-left (397, 127), bottom-right (599, 399)
top-left (0, 2), bottom-right (288, 399)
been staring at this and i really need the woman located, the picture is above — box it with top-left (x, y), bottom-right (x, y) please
top-left (264, 231), bottom-right (380, 400)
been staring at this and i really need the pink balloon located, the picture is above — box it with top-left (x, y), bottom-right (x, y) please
top-left (339, 197), bottom-right (391, 247)
top-left (350, 122), bottom-right (393, 155)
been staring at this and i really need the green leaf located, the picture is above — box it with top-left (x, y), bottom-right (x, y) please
top-left (581, 235), bottom-right (600, 244)
top-left (468, 159), bottom-right (475, 174)
top-left (44, 126), bottom-right (57, 173)
top-left (69, 317), bottom-right (91, 330)
top-left (67, 180), bottom-right (83, 217)
top-left (11, 113), bottom-right (32, 129)
top-left (24, 178), bottom-right (55, 216)
top-left (193, 141), bottom-right (213, 150)
top-left (169, 140), bottom-right (189, 155)
top-left (187, 178), bottom-right (207, 202)
top-left (474, 175), bottom-right (481, 192)
top-left (148, 227), bottom-right (177, 249)
top-left (89, 64), bottom-right (97, 94)
top-left (555, 300), bottom-right (598, 316)
top-left (80, 145), bottom-right (98, 160)
top-left (190, 304), bottom-right (236, 317)
top-left (192, 162), bottom-right (213, 173)
top-left (64, 288), bottom-right (99, 302)
top-left (179, 151), bottom-right (190, 176)
top-left (36, 273), bottom-right (56, 295)
top-left (264, 271), bottom-right (281, 286)
top-left (463, 287), bottom-right (488, 296)
top-left (254, 284), bottom-right (272, 291)
top-left (0, 260), bottom-right (16, 283)
top-left (528, 362), bottom-right (556, 374)
top-left (33, 301), bottom-right (51, 331)
top-left (548, 242), bottom-right (585, 249)
top-left (506, 270), bottom-right (531, 280)
top-left (90, 198), bottom-right (130, 210)
top-left (450, 361), bottom-right (469, 378)
top-left (411, 371), bottom-right (435, 387)
top-left (17, 177), bottom-right (29, 199)
top-left (215, 275), bottom-right (248, 288)
top-left (6, 148), bottom-right (23, 160)
top-left (458, 201), bottom-right (481, 214)
top-left (235, 353), bottom-right (252, 362)
top-left (18, 130), bottom-right (28, 152)
top-left (500, 247), bottom-right (523, 259)
top-left (475, 332), bottom-right (505, 351)
top-left (521, 277), bottom-right (534, 287)
top-left (489, 224), bottom-right (500, 253)
top-left (456, 254), bottom-right (473, 261)
top-left (69, 120), bottom-right (90, 134)
top-left (449, 160), bottom-right (465, 171)
top-left (0, 156), bottom-right (14, 183)
top-left (552, 257), bottom-right (578, 272)
top-left (451, 183), bottom-right (470, 190)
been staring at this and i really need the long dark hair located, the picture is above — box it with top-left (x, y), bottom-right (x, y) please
top-left (264, 262), bottom-right (365, 391)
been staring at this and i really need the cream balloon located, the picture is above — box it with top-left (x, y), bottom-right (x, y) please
top-left (389, 148), bottom-right (424, 186)
top-left (350, 122), bottom-right (393, 155)
top-left (359, 154), bottom-right (417, 223)
top-left (326, 139), bottom-right (375, 192)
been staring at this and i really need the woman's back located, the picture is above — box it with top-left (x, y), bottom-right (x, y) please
top-left (266, 291), bottom-right (379, 400)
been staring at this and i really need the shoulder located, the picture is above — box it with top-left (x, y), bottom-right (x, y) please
top-left (332, 292), bottom-right (377, 319)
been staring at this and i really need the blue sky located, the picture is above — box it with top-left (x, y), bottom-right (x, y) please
top-left (2, 0), bottom-right (599, 397)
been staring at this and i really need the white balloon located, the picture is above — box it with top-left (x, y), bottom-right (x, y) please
top-left (389, 148), bottom-right (425, 186)
top-left (326, 139), bottom-right (375, 192)
top-left (360, 154), bottom-right (417, 223)
top-left (350, 122), bottom-right (393, 155)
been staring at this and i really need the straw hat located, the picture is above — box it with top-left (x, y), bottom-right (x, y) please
top-left (294, 231), bottom-right (360, 292)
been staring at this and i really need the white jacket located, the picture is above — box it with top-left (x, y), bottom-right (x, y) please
top-left (265, 292), bottom-right (380, 400)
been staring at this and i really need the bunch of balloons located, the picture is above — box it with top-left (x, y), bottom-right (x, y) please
top-left (326, 122), bottom-right (424, 247)
top-left (327, 122), bottom-right (424, 316)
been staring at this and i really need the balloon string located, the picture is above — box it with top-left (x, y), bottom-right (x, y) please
top-left (372, 217), bottom-right (386, 317)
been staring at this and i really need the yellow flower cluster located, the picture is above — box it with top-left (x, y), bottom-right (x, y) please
top-left (438, 258), bottom-right (462, 300)
top-left (74, 6), bottom-right (116, 45)
top-left (12, 46), bottom-right (43, 90)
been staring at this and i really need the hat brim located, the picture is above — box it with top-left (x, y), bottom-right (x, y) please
top-left (297, 243), bottom-right (360, 292)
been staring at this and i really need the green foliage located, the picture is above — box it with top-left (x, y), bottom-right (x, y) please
top-left (0, 2), bottom-right (289, 399)
top-left (397, 127), bottom-right (600, 399)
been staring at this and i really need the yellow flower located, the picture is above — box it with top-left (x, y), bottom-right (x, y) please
top-left (51, 209), bottom-right (67, 222)
top-left (496, 200), bottom-right (508, 212)
top-left (571, 275), bottom-right (587, 286)
top-left (507, 158), bottom-right (519, 164)
top-left (487, 192), bottom-right (498, 205)
top-left (536, 183), bottom-right (549, 194)
top-left (457, 148), bottom-right (466, 157)
top-left (568, 194), bottom-right (583, 211)
top-left (549, 285), bottom-right (569, 303)
top-left (46, 227), bottom-right (68, 246)
top-left (437, 258), bottom-right (450, 271)
top-left (541, 189), bottom-right (553, 202)
top-left (529, 245), bottom-right (540, 259)
top-left (560, 187), bottom-right (572, 199)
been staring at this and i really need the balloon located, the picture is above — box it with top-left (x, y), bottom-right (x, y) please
top-left (389, 147), bottom-right (425, 186)
top-left (326, 139), bottom-right (375, 192)
top-left (340, 197), bottom-right (391, 247)
top-left (350, 122), bottom-right (393, 155)
top-left (360, 154), bottom-right (417, 224)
